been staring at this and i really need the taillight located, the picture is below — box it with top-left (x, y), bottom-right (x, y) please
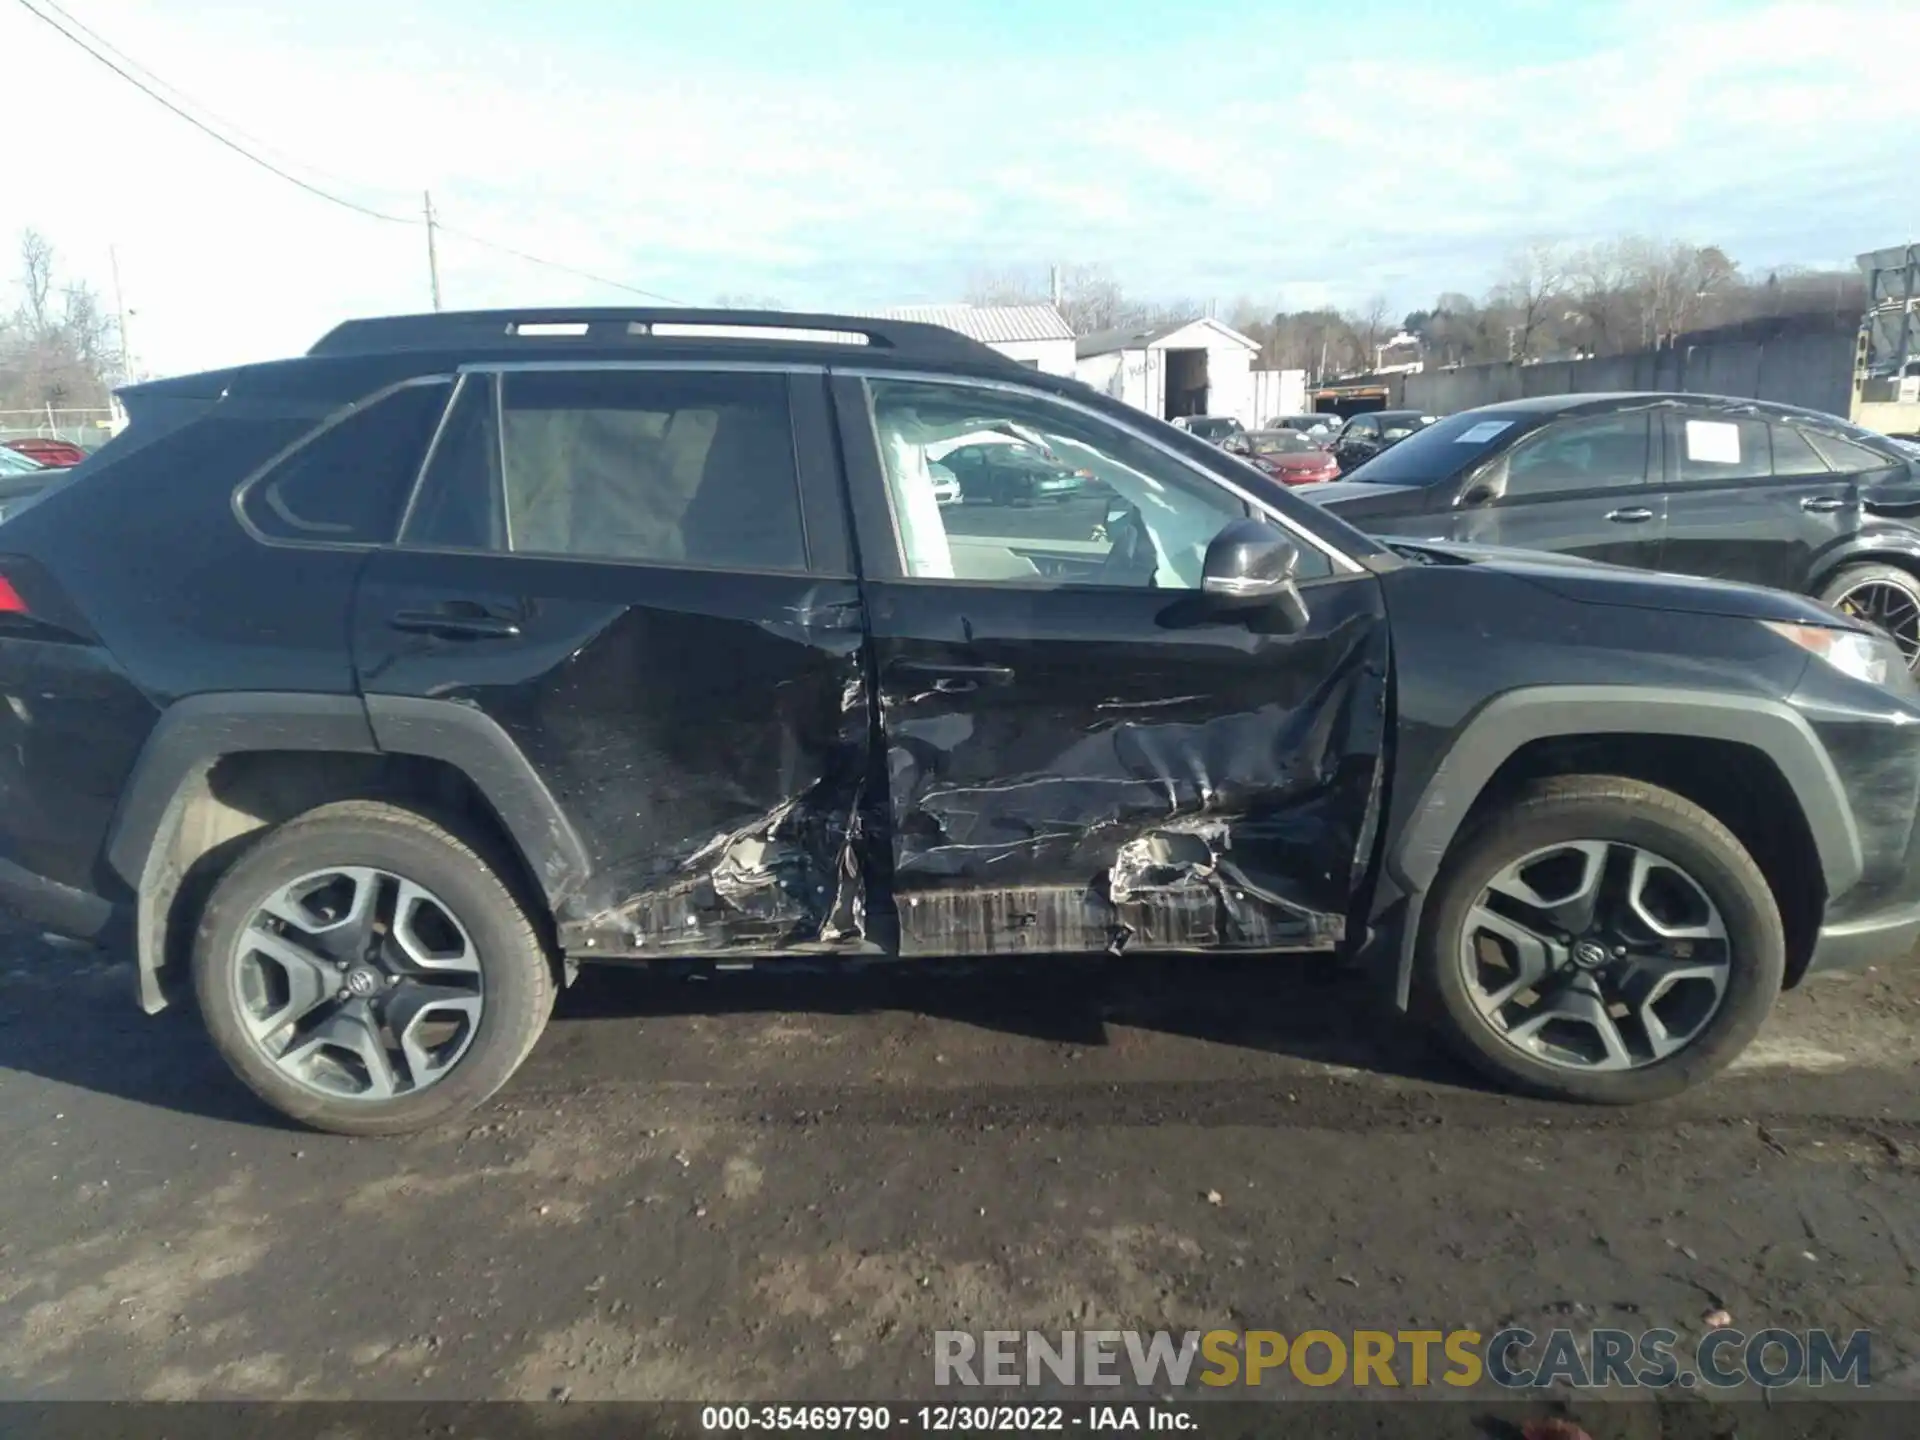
top-left (0, 575), bottom-right (23, 614)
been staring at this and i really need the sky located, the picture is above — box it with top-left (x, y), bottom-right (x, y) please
top-left (1, 0), bottom-right (1915, 379)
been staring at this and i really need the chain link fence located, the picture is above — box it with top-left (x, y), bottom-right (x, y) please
top-left (0, 405), bottom-right (123, 453)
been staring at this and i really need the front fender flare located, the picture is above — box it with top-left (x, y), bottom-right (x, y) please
top-left (1385, 685), bottom-right (1861, 1009)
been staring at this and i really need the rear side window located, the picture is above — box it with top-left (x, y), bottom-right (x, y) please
top-left (1768, 425), bottom-right (1829, 477)
top-left (243, 380), bottom-right (450, 543)
top-left (1675, 415), bottom-right (1770, 483)
top-left (403, 369), bottom-right (808, 572)
top-left (1805, 429), bottom-right (1895, 474)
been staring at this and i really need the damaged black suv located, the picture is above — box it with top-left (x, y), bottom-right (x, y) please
top-left (4, 309), bottom-right (1918, 1134)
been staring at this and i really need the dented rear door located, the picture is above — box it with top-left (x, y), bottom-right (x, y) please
top-left (832, 371), bottom-right (1390, 959)
top-left (353, 363), bottom-right (873, 957)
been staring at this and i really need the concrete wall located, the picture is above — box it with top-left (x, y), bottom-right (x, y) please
top-left (1403, 332), bottom-right (1855, 419)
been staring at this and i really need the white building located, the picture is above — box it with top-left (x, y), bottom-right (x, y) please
top-left (877, 304), bottom-right (1077, 375)
top-left (1072, 318), bottom-right (1263, 426)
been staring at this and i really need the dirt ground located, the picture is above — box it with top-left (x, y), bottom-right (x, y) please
top-left (1, 931), bottom-right (1917, 1416)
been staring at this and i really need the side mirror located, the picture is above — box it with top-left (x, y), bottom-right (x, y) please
top-left (1201, 518), bottom-right (1310, 630)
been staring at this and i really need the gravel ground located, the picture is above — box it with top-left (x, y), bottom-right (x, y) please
top-left (1, 931), bottom-right (1917, 1419)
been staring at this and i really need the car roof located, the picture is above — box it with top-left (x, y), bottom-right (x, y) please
top-left (1454, 392), bottom-right (1827, 421)
top-left (120, 306), bottom-right (1073, 412)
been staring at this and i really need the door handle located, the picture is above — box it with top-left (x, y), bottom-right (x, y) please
top-left (1605, 507), bottom-right (1655, 524)
top-left (388, 608), bottom-right (522, 640)
top-left (1800, 496), bottom-right (1847, 513)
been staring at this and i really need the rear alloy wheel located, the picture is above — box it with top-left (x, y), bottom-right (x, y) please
top-left (1419, 776), bottom-right (1784, 1103)
top-left (1820, 563), bottom-right (1920, 672)
top-left (194, 801), bottom-right (553, 1135)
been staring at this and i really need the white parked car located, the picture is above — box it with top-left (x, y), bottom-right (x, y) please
top-left (928, 461), bottom-right (961, 505)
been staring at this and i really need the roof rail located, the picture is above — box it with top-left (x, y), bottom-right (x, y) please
top-left (307, 307), bottom-right (1010, 364)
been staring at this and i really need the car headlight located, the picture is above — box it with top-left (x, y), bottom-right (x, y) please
top-left (1764, 620), bottom-right (1915, 693)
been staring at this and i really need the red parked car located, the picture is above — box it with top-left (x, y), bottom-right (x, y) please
top-left (1228, 428), bottom-right (1341, 485)
top-left (2, 438), bottom-right (88, 468)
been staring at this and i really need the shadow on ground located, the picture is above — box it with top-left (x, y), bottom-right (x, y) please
top-left (0, 925), bottom-right (1481, 1129)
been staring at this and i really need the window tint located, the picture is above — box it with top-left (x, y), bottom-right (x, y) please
top-left (1805, 429), bottom-right (1895, 474)
top-left (1501, 412), bottom-right (1650, 497)
top-left (245, 381), bottom-right (449, 543)
top-left (1768, 425), bottom-right (1830, 477)
top-left (868, 378), bottom-right (1311, 588)
top-left (401, 369), bottom-right (807, 571)
top-left (403, 375), bottom-right (502, 550)
top-left (1675, 415), bottom-right (1770, 483)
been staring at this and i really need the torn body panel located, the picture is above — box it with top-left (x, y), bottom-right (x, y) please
top-left (864, 574), bottom-right (1391, 958)
top-left (353, 551), bottom-right (873, 958)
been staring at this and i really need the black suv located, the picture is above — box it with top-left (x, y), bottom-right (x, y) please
top-left (1327, 409), bottom-right (1438, 471)
top-left (1307, 394), bottom-right (1920, 668)
top-left (3, 311), bottom-right (1917, 1134)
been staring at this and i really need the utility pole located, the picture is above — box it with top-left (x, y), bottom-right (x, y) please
top-left (109, 244), bottom-right (133, 382)
top-left (424, 190), bottom-right (443, 311)
top-left (1049, 264), bottom-right (1062, 309)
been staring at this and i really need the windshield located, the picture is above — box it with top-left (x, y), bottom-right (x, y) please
top-left (1187, 418), bottom-right (1240, 439)
top-left (0, 447), bottom-right (46, 475)
top-left (1251, 432), bottom-right (1314, 455)
top-left (1344, 410), bottom-right (1529, 485)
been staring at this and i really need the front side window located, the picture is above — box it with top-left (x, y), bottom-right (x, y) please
top-left (1499, 411), bottom-right (1651, 498)
top-left (245, 380), bottom-right (451, 543)
top-left (402, 368), bottom-right (807, 571)
top-left (866, 379), bottom-right (1308, 588)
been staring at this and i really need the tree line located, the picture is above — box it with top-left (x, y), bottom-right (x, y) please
top-left (0, 230), bottom-right (121, 414)
top-left (969, 239), bottom-right (1867, 380)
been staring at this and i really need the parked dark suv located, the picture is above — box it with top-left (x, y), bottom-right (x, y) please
top-left (3, 312), bottom-right (1918, 1134)
top-left (1307, 394), bottom-right (1920, 668)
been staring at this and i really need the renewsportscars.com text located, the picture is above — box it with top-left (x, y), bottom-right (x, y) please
top-left (935, 1327), bottom-right (1872, 1391)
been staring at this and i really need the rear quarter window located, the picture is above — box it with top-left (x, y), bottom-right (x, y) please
top-left (241, 380), bottom-right (451, 544)
top-left (1805, 429), bottom-right (1898, 474)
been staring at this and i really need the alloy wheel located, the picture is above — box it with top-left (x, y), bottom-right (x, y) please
top-left (229, 867), bottom-right (485, 1101)
top-left (1457, 841), bottom-right (1730, 1072)
top-left (1831, 577), bottom-right (1920, 669)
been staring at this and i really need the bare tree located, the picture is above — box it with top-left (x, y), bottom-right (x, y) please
top-left (1490, 241), bottom-right (1567, 362)
top-left (19, 229), bottom-right (56, 340)
top-left (1, 229), bottom-right (119, 410)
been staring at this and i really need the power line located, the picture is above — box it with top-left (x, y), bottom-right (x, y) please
top-left (29, 0), bottom-right (406, 208)
top-left (10, 0), bottom-right (689, 304)
top-left (435, 222), bottom-right (686, 305)
top-left (13, 0), bottom-right (410, 223)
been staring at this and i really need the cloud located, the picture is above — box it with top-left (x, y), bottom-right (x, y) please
top-left (2, 0), bottom-right (1913, 377)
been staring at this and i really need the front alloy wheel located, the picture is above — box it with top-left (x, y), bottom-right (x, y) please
top-left (1459, 841), bottom-right (1729, 1071)
top-left (1420, 776), bottom-right (1784, 1104)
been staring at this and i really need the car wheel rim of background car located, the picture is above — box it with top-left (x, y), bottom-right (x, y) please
top-left (1831, 577), bottom-right (1920, 670)
top-left (228, 866), bottom-right (486, 1101)
top-left (1456, 841), bottom-right (1730, 1072)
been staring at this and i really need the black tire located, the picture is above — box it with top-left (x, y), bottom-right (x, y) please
top-left (1417, 775), bottom-right (1784, 1104)
top-left (1817, 563), bottom-right (1920, 671)
top-left (192, 800), bottom-right (554, 1136)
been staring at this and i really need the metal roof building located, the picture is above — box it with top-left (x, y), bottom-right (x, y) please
top-left (868, 304), bottom-right (1077, 374)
